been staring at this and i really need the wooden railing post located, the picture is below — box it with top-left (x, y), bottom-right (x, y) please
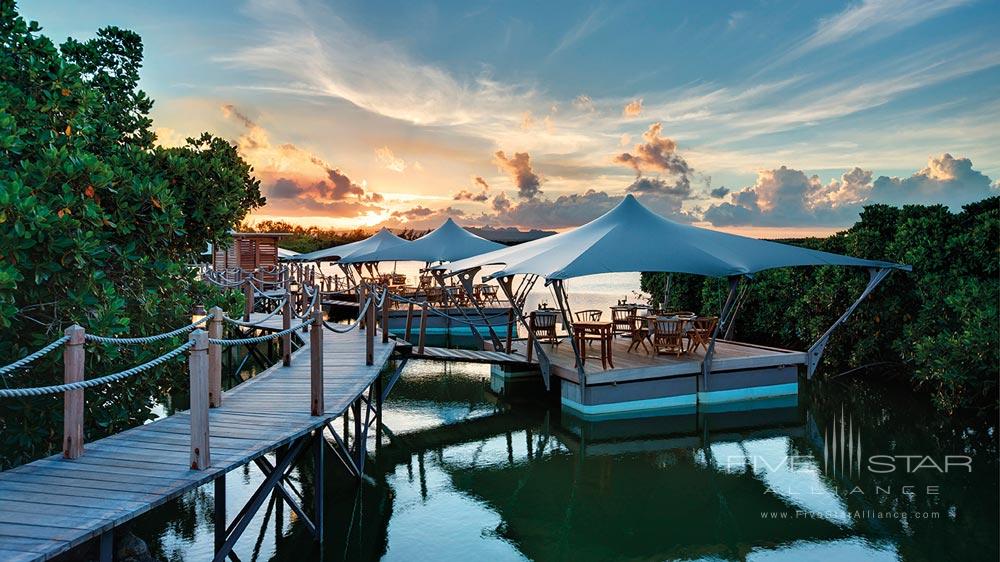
top-left (243, 276), bottom-right (254, 322)
top-left (208, 307), bottom-right (224, 408)
top-left (310, 310), bottom-right (324, 416)
top-left (506, 308), bottom-right (515, 353)
top-left (189, 329), bottom-right (211, 470)
top-left (282, 279), bottom-right (292, 367)
top-left (63, 324), bottom-right (85, 459)
top-left (359, 285), bottom-right (368, 329)
top-left (418, 302), bottom-right (428, 355)
top-left (366, 297), bottom-right (375, 366)
top-left (381, 292), bottom-right (390, 344)
top-left (405, 302), bottom-right (414, 342)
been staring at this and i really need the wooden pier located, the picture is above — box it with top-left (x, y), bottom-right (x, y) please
top-left (0, 315), bottom-right (395, 561)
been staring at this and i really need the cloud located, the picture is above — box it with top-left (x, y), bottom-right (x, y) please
top-left (623, 98), bottom-right (643, 117)
top-left (870, 153), bottom-right (994, 206)
top-left (453, 176), bottom-right (491, 202)
top-left (614, 123), bottom-right (693, 193)
top-left (573, 95), bottom-right (595, 113)
top-left (626, 177), bottom-right (691, 198)
top-left (492, 192), bottom-right (512, 212)
top-left (221, 103), bottom-right (384, 217)
top-left (790, 0), bottom-right (972, 61)
top-left (384, 205), bottom-right (466, 228)
top-left (727, 11), bottom-right (747, 30)
top-left (703, 154), bottom-right (995, 226)
top-left (549, 5), bottom-right (609, 58)
top-left (710, 186), bottom-right (730, 198)
top-left (520, 111), bottom-right (535, 131)
top-left (494, 150), bottom-right (543, 199)
top-left (375, 146), bottom-right (407, 172)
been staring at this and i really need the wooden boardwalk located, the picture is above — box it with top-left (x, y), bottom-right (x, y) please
top-left (406, 345), bottom-right (528, 365)
top-left (0, 319), bottom-right (395, 561)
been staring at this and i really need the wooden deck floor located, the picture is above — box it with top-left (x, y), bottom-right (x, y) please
top-left (0, 317), bottom-right (395, 561)
top-left (532, 337), bottom-right (806, 384)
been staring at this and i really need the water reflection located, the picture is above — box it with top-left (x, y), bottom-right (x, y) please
top-left (133, 361), bottom-right (997, 562)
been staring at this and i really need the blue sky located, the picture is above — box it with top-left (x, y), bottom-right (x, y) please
top-left (22, 0), bottom-right (1000, 233)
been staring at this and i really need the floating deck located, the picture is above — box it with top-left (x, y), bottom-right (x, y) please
top-left (0, 318), bottom-right (395, 561)
top-left (519, 338), bottom-right (805, 416)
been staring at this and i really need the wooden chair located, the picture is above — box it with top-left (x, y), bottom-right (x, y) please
top-left (627, 310), bottom-right (649, 353)
top-left (574, 309), bottom-right (602, 322)
top-left (687, 316), bottom-right (718, 353)
top-left (653, 317), bottom-right (686, 357)
top-left (526, 310), bottom-right (560, 363)
top-left (479, 284), bottom-right (500, 306)
top-left (611, 306), bottom-right (632, 337)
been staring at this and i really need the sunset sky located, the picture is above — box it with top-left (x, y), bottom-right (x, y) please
top-left (25, 0), bottom-right (1000, 236)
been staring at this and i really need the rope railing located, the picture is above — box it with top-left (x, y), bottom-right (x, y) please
top-left (224, 296), bottom-right (288, 327)
top-left (0, 340), bottom-right (195, 398)
top-left (323, 294), bottom-right (374, 334)
top-left (84, 316), bottom-right (209, 345)
top-left (209, 318), bottom-right (312, 346)
top-left (0, 335), bottom-right (71, 376)
top-left (387, 291), bottom-right (512, 327)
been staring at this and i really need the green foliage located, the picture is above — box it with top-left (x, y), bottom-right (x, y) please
top-left (641, 197), bottom-right (999, 413)
top-left (0, 4), bottom-right (263, 466)
top-left (242, 219), bottom-right (426, 253)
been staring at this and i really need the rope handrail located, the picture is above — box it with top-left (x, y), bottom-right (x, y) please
top-left (0, 335), bottom-right (72, 376)
top-left (209, 318), bottom-right (313, 346)
top-left (0, 340), bottom-right (195, 398)
top-left (223, 296), bottom-right (288, 327)
top-left (323, 296), bottom-right (373, 334)
top-left (85, 316), bottom-right (209, 345)
top-left (293, 287), bottom-right (320, 319)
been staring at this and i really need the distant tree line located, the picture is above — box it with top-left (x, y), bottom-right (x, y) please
top-left (240, 219), bottom-right (427, 253)
top-left (641, 197), bottom-right (998, 413)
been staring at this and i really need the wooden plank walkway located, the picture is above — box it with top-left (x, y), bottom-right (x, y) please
top-left (0, 318), bottom-right (395, 561)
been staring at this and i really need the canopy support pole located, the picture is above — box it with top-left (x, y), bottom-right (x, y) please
top-left (497, 275), bottom-right (551, 389)
top-left (338, 263), bottom-right (355, 290)
top-left (806, 267), bottom-right (893, 378)
top-left (701, 276), bottom-right (742, 392)
top-left (430, 269), bottom-right (486, 350)
top-left (455, 267), bottom-right (505, 351)
top-left (551, 280), bottom-right (587, 390)
top-left (662, 273), bottom-right (672, 309)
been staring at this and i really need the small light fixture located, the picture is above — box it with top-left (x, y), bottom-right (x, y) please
top-left (289, 279), bottom-right (300, 294)
top-left (191, 304), bottom-right (207, 324)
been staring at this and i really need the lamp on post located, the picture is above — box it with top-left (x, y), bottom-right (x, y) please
top-left (191, 304), bottom-right (207, 324)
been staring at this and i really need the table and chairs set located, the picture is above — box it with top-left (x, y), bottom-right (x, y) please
top-left (526, 304), bottom-right (718, 371)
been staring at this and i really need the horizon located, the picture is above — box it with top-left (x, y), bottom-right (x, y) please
top-left (23, 0), bottom-right (1000, 237)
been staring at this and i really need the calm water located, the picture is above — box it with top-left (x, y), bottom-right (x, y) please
top-left (132, 361), bottom-right (998, 562)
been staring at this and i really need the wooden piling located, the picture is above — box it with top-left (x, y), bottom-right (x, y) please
top-left (189, 330), bottom-right (211, 470)
top-left (208, 307), bottom-right (223, 408)
top-left (359, 285), bottom-right (368, 329)
top-left (405, 302), bottom-right (414, 342)
top-left (310, 310), bottom-right (324, 415)
top-left (62, 324), bottom-right (85, 459)
top-left (418, 302), bottom-right (428, 355)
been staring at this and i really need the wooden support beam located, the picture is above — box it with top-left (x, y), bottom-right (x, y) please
top-left (62, 324), bottom-right (85, 460)
top-left (208, 307), bottom-right (223, 408)
top-left (188, 329), bottom-right (211, 470)
top-left (214, 473), bottom-right (226, 552)
top-left (310, 310), bottom-right (324, 415)
top-left (506, 309), bottom-right (514, 353)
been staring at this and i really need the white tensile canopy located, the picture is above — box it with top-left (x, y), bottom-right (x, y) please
top-left (338, 218), bottom-right (505, 264)
top-left (442, 194), bottom-right (909, 280)
top-left (290, 227), bottom-right (408, 262)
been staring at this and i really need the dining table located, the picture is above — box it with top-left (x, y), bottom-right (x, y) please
top-left (573, 321), bottom-right (614, 369)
